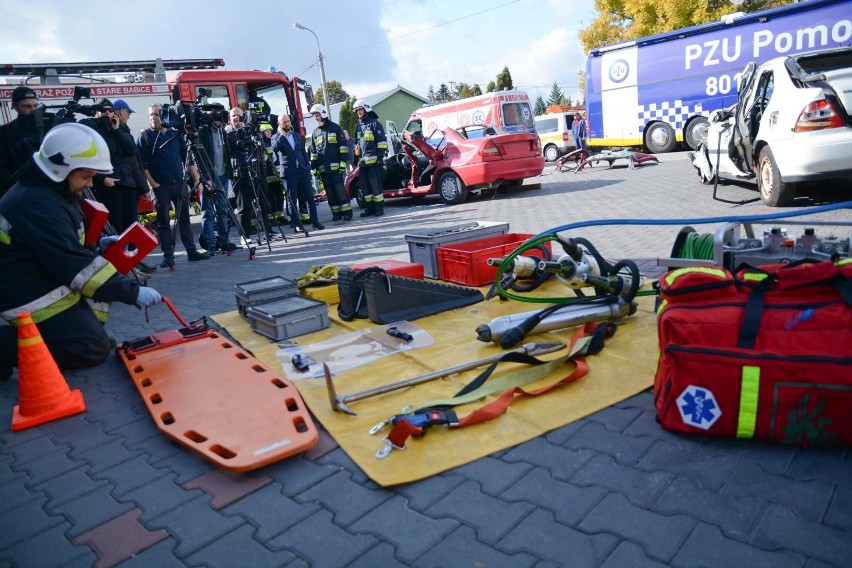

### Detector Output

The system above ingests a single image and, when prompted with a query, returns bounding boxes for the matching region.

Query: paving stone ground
[1,151,850,567]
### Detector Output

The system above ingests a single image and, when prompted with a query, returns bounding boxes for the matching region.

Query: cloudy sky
[0,0,596,104]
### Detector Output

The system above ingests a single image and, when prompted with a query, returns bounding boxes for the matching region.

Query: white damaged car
[692,46,852,206]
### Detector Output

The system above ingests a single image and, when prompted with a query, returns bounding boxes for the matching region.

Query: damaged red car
[344,123,545,206]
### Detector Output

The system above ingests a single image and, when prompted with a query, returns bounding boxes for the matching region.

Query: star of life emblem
[676,385,721,430]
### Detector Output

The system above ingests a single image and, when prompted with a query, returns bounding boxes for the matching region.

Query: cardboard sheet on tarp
[211,284,658,486]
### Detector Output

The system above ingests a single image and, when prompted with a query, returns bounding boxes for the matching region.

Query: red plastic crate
[437,233,550,286]
[349,259,424,279]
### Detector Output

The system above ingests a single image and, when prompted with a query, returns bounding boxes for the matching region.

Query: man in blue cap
[97,99,157,273]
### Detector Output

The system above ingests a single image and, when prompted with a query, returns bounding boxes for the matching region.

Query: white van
[534,112,575,162]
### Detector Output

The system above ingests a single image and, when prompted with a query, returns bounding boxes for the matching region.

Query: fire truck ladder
[0,58,225,84]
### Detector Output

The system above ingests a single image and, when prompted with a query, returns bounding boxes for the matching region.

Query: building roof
[329,85,428,117]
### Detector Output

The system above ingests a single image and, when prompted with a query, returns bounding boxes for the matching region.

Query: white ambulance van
[402,91,535,143]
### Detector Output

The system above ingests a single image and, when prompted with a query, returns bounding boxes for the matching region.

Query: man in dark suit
[271,114,324,232]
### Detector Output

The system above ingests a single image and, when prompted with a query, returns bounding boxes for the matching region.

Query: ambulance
[400,90,536,143]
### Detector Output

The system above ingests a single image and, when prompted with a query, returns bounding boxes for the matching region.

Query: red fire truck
[1,57,312,211]
[1,57,311,132]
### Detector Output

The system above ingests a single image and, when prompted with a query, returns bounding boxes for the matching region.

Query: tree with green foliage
[534,96,547,116]
[486,81,496,93]
[426,85,436,102]
[456,82,472,100]
[579,0,795,52]
[313,80,349,107]
[546,82,566,107]
[436,83,451,103]
[471,84,483,96]
[496,66,514,91]
[338,96,357,136]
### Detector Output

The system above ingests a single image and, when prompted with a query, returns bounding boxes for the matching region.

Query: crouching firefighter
[0,123,163,380]
[354,100,388,217]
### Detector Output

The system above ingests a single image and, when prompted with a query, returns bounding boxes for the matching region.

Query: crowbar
[324,341,565,415]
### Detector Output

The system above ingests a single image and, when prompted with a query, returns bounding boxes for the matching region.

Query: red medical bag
[654,259,852,445]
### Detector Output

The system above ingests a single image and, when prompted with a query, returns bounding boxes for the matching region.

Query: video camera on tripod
[50,86,110,121]
[158,89,229,139]
[244,101,270,129]
[230,101,272,158]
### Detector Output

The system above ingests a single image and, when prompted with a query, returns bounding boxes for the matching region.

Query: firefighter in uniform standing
[353,100,388,217]
[260,122,287,222]
[308,104,352,221]
[0,123,162,380]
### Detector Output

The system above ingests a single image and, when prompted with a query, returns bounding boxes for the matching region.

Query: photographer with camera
[0,87,53,197]
[0,123,162,380]
[225,107,273,238]
[136,104,209,269]
[84,100,154,271]
[226,108,250,233]
[196,103,238,254]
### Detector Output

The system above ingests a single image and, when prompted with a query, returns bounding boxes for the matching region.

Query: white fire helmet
[34,123,112,182]
[353,99,372,113]
[309,104,328,119]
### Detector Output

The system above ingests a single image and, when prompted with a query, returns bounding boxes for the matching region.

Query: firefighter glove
[136,286,162,308]
[99,235,120,252]
[339,161,346,172]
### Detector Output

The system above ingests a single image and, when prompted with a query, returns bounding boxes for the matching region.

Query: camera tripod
[231,137,300,250]
[182,133,257,259]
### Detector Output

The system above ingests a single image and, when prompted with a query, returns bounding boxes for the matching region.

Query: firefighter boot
[374,202,384,217]
[343,210,353,221]
[360,202,375,218]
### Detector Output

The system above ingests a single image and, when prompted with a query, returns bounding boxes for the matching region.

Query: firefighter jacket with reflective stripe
[309,120,348,174]
[261,136,279,182]
[0,164,140,325]
[355,113,387,168]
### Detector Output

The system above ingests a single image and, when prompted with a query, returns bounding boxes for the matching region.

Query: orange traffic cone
[11,312,86,431]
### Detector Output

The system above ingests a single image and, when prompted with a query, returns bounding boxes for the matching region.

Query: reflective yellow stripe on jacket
[2,256,116,325]
[2,286,81,324]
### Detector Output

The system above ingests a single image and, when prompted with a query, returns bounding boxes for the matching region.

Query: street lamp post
[293,22,329,114]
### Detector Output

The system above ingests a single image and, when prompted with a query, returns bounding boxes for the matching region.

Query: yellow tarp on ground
[212,284,659,486]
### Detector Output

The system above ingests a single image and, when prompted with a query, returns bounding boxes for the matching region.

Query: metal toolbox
[235,276,297,318]
[245,296,330,341]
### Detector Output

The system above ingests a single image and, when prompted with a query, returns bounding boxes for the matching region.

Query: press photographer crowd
[0,84,373,380]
